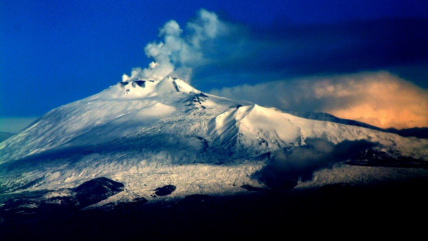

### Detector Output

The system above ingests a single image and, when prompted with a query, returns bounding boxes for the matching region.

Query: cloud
[252,138,378,190]
[123,9,428,87]
[190,17,428,89]
[121,10,428,129]
[210,71,428,129]
[122,9,234,82]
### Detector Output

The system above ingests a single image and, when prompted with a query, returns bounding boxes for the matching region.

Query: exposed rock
[133,80,146,88]
[74,177,124,207]
[154,185,176,196]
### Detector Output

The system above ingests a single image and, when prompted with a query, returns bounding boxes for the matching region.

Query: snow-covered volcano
[1,77,427,205]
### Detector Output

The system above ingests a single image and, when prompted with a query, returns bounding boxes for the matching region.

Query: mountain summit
[1,77,427,203]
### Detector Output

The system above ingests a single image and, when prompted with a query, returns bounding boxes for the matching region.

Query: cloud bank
[210,71,428,129]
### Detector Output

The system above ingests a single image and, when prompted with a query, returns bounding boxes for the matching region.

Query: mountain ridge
[0,76,427,202]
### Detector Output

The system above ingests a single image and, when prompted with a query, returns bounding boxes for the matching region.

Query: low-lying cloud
[252,138,378,190]
[210,71,428,129]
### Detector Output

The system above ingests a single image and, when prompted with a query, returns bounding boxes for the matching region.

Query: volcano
[1,76,427,197]
[1,77,428,239]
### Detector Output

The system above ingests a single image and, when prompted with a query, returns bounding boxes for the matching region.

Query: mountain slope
[0,76,427,202]
[287,111,384,131]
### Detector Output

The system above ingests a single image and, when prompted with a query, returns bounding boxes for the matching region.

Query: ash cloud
[252,138,378,190]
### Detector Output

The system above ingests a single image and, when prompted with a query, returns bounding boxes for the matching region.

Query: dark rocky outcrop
[133,80,146,88]
[154,185,176,196]
[74,177,124,207]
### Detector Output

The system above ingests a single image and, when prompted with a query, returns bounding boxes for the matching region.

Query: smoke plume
[252,138,378,190]
[122,9,231,82]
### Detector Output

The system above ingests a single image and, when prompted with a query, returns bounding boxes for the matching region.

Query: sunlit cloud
[210,71,428,129]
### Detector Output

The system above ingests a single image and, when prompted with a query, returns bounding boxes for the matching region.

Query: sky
[1,0,428,132]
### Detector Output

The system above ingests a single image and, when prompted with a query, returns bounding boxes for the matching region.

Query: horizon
[1,0,428,132]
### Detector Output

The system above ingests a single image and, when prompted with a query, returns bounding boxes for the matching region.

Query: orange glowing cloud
[313,72,428,129]
[210,71,428,129]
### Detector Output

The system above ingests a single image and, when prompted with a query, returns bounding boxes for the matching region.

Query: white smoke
[122,9,229,83]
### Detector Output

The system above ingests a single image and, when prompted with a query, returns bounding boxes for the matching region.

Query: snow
[1,76,427,207]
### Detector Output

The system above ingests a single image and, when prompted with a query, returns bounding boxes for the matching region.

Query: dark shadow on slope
[345,149,428,169]
[240,184,270,192]
[2,176,428,241]
[0,133,236,193]
[14,177,45,191]
[1,132,227,167]
[384,127,428,139]
[1,133,424,195]
[0,145,95,172]
[0,177,125,226]
[107,197,148,212]
[0,136,177,168]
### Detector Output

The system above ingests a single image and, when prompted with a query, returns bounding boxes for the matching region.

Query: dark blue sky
[1,0,427,122]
